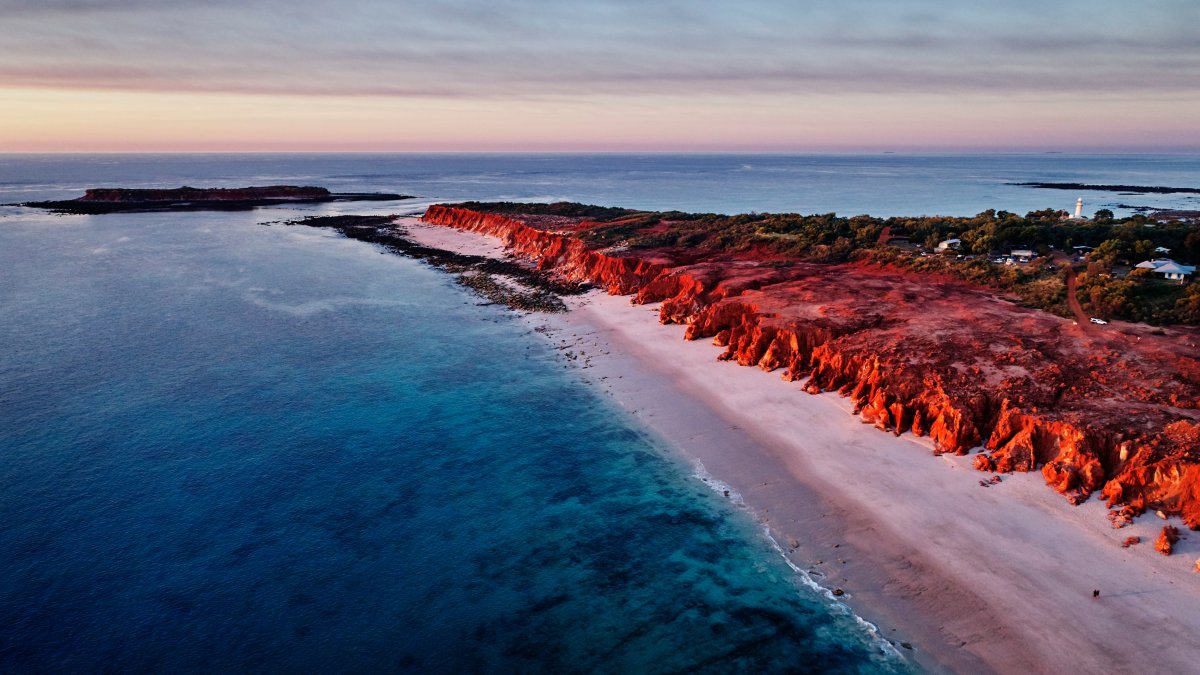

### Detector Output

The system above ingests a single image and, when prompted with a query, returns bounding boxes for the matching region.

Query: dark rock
[18,185,410,214]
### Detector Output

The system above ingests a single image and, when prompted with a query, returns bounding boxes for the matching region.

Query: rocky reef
[1011,182,1200,195]
[19,185,410,214]
[282,214,584,313]
[1151,210,1200,224]
[422,203,1200,528]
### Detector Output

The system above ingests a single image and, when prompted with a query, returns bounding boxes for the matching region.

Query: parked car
[1090,318,1108,325]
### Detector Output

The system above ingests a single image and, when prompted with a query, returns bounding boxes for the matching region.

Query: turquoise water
[3,152,1196,672]
[0,202,906,671]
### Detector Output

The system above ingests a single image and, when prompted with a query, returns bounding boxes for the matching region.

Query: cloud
[0,0,239,15]
[0,0,1196,99]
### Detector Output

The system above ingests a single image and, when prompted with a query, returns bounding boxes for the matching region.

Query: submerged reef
[283,215,584,313]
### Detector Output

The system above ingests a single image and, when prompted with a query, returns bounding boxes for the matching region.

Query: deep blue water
[1,153,1196,672]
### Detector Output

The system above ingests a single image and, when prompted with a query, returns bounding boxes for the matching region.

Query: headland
[413,203,1200,528]
[286,202,1200,673]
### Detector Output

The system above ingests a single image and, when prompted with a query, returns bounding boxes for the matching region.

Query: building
[936,238,961,252]
[1010,249,1036,262]
[1155,262,1194,281]
[1072,197,1084,219]
[1135,258,1196,281]
[885,236,920,251]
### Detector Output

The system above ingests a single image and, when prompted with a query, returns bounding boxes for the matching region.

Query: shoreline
[400,218,1200,674]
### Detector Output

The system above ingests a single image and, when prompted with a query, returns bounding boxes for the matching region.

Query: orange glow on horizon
[1,87,1197,153]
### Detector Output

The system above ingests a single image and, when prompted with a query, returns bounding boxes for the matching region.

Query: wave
[242,290,410,317]
[690,458,907,663]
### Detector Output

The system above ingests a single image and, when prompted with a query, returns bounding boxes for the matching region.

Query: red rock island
[422,203,1200,529]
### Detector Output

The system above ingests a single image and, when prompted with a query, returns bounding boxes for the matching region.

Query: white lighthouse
[1073,197,1084,219]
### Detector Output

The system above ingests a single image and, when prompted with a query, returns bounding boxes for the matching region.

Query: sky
[0,0,1197,152]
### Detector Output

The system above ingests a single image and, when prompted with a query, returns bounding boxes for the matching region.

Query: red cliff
[422,204,1200,529]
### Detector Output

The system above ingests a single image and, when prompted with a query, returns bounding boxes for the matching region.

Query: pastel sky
[1,0,1197,152]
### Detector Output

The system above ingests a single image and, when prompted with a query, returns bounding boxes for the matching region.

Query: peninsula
[18,185,410,214]
[287,201,1200,673]
[411,202,1200,527]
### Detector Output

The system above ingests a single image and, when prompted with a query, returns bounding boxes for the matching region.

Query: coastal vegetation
[458,202,1200,325]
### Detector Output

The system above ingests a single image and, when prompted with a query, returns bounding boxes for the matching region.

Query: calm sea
[0,153,1195,672]
[2,152,1198,218]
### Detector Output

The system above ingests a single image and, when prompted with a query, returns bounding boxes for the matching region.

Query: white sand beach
[402,216,1200,674]
[401,217,510,258]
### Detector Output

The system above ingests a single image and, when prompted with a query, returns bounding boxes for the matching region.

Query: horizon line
[4,148,1200,156]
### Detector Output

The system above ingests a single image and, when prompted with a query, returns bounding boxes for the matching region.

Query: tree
[1091,239,1125,264]
[1133,239,1156,261]
[1175,285,1200,324]
[1183,231,1200,262]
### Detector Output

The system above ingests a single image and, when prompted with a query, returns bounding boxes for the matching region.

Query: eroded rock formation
[1157,526,1181,555]
[423,204,1200,528]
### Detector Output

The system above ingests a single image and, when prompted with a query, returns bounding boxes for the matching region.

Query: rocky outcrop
[78,186,331,202]
[20,186,408,214]
[423,205,669,294]
[285,214,581,313]
[1101,423,1200,529]
[421,204,1200,529]
[1156,526,1181,555]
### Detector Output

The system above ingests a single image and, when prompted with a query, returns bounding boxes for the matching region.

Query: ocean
[1,153,1196,673]
[3,152,1199,218]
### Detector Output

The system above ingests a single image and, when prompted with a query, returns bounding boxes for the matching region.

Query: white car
[1090,318,1108,325]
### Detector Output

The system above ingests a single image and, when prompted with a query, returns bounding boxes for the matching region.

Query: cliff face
[422,206,669,294]
[422,204,1200,528]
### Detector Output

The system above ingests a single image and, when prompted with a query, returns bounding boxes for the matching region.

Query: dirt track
[1063,264,1093,335]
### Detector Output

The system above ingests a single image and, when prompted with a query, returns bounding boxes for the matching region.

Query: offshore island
[288,199,1200,674]
[17,185,410,214]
